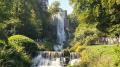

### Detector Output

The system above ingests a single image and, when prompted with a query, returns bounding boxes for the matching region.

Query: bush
[0,40,6,48]
[62,49,70,57]
[8,35,39,57]
[0,40,30,67]
[70,42,86,52]
[0,48,29,67]
[71,30,99,46]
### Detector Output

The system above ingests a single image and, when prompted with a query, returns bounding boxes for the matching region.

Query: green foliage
[71,29,98,46]
[70,43,86,52]
[69,0,120,47]
[0,48,30,67]
[8,35,39,56]
[63,49,70,57]
[48,1,60,14]
[0,40,30,67]
[15,0,45,39]
[0,40,6,48]
[79,45,120,67]
[0,0,49,39]
[38,40,54,51]
[0,0,65,66]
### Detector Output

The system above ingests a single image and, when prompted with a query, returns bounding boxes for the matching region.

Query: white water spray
[54,11,66,51]
[31,51,80,67]
[31,11,80,67]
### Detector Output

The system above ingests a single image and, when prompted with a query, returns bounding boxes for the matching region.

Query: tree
[48,1,60,14]
[0,0,49,39]
[70,0,120,36]
[69,0,120,46]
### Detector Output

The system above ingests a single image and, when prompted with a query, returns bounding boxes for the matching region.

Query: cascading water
[31,51,80,67]
[31,11,80,67]
[31,52,62,67]
[54,11,66,51]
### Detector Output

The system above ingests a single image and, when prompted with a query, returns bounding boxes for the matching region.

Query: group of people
[97,37,120,45]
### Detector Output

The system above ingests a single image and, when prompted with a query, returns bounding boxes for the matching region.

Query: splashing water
[31,10,80,67]
[31,52,80,67]
[31,55,62,67]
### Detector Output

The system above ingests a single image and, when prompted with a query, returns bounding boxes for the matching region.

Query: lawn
[78,45,120,67]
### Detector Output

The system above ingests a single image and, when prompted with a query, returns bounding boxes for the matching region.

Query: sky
[48,0,73,14]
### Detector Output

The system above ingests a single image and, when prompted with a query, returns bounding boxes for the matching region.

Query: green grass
[78,45,120,67]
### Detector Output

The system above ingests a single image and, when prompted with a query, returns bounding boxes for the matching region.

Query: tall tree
[0,0,49,39]
[70,0,120,36]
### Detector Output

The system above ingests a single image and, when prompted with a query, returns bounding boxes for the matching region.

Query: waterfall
[31,11,80,67]
[54,11,66,51]
[31,51,80,67]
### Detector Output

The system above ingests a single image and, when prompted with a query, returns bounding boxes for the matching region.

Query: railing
[96,37,120,45]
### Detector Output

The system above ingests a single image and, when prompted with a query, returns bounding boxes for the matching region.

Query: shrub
[8,35,39,57]
[0,40,30,67]
[62,49,70,57]
[0,48,29,67]
[0,40,6,48]
[71,30,99,46]
[70,43,86,52]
